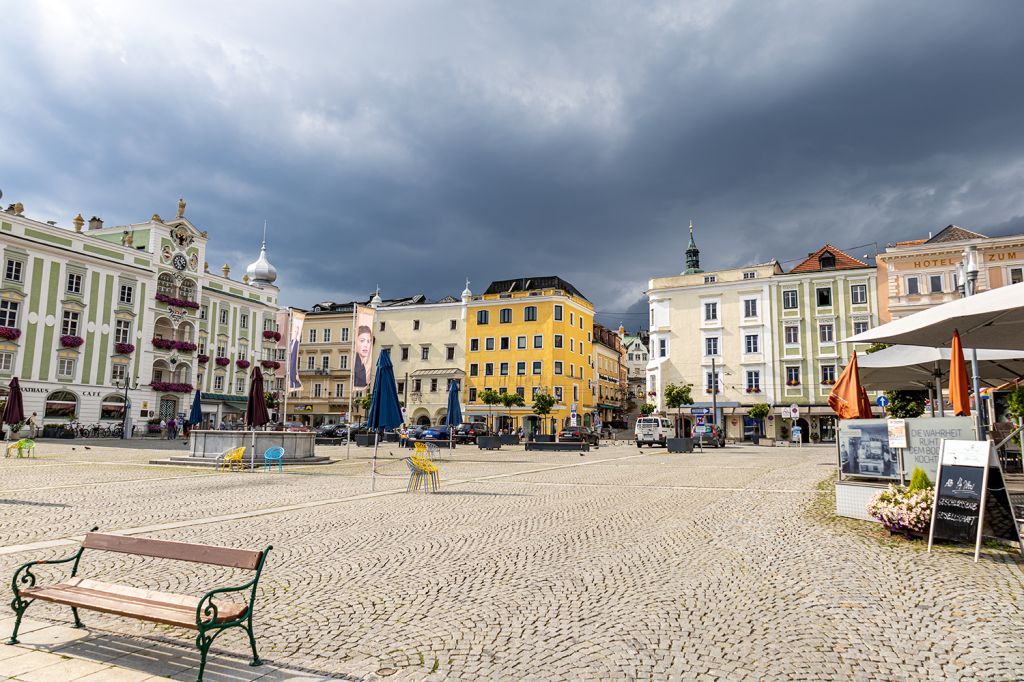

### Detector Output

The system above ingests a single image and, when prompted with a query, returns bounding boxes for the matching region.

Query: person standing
[166,418,176,440]
[27,412,38,439]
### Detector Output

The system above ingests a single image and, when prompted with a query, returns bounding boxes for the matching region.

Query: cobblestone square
[0,440,1021,680]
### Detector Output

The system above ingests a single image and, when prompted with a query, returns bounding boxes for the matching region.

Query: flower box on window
[150,381,193,393]
[262,330,282,342]
[60,335,84,348]
[0,327,21,340]
[786,380,801,387]
[820,379,836,386]
[152,338,176,350]
[176,341,198,352]
[214,357,230,367]
[197,354,210,364]
[154,293,200,310]
[745,387,761,394]
[113,343,135,355]
[260,360,281,370]
[236,359,251,370]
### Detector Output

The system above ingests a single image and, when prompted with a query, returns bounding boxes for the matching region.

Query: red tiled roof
[925,224,988,244]
[789,244,869,273]
[894,239,928,246]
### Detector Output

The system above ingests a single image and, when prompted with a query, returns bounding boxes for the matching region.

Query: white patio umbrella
[845,281,1024,350]
[858,345,1024,391]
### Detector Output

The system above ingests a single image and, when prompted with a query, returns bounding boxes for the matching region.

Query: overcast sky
[3,1,1024,329]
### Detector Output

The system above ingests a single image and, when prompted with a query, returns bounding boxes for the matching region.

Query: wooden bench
[8,529,272,681]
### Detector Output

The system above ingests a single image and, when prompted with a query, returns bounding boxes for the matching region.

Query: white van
[635,417,673,448]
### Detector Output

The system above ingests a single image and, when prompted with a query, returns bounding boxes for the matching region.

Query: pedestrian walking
[166,418,176,440]
[27,412,38,438]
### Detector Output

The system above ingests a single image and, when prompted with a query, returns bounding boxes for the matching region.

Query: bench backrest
[82,533,263,570]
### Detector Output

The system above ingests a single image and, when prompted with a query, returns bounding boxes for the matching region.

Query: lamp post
[114,376,139,439]
[959,245,986,439]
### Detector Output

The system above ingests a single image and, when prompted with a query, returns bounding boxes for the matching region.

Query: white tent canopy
[857,345,1024,391]
[845,281,1024,350]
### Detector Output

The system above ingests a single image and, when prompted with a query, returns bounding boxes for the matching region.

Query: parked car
[695,424,726,448]
[316,424,344,438]
[558,426,599,445]
[453,422,492,443]
[635,416,672,448]
[283,422,309,432]
[419,426,451,440]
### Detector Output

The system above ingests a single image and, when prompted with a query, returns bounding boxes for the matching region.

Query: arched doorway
[416,415,431,426]
[523,415,540,438]
[796,417,810,443]
[45,390,78,419]
[159,395,179,421]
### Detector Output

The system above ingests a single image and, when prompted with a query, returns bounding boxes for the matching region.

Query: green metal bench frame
[7,527,272,682]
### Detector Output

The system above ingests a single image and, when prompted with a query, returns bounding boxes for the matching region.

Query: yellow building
[465,277,595,436]
[592,323,627,427]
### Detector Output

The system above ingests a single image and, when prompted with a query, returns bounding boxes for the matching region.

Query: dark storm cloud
[3,1,1024,330]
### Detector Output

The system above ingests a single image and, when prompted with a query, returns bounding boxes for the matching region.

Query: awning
[201,393,248,403]
[410,368,466,377]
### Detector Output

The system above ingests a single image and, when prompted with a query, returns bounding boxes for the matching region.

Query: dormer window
[819,251,836,269]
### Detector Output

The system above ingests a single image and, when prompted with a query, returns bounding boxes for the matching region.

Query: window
[555,361,563,375]
[785,325,799,345]
[4,260,22,282]
[819,252,836,269]
[568,364,575,378]
[217,345,227,358]
[743,299,758,318]
[821,365,836,384]
[413,319,420,330]
[500,362,509,376]
[554,334,563,349]
[850,284,868,304]
[786,366,801,385]
[240,313,248,330]
[446,346,455,361]
[219,309,229,325]
[468,387,477,402]
[110,364,127,383]
[321,355,330,370]
[236,378,246,394]
[379,321,386,332]
[579,317,583,330]
[119,284,134,305]
[704,337,718,357]
[340,355,348,369]
[516,361,526,376]
[470,338,480,352]
[323,328,332,343]
[341,328,349,342]
[746,370,760,391]
[569,312,574,326]
[783,290,798,310]
[157,273,175,296]
[516,387,525,398]
[61,311,80,337]
[500,337,510,350]
[314,383,322,398]
[477,310,489,325]
[705,371,719,393]
[1010,267,1024,285]
[200,306,208,320]
[819,324,834,343]
[306,355,315,370]
[397,347,408,362]
[485,338,495,351]
[744,334,759,354]
[533,335,543,349]
[214,376,224,391]
[554,305,563,321]
[57,358,75,378]
[743,271,756,280]
[704,302,718,321]
[704,275,717,284]
[421,345,430,360]
[45,390,78,418]
[816,287,832,307]
[517,336,527,350]
[532,361,542,375]
[906,277,920,295]
[484,363,494,376]
[929,275,943,294]
[532,387,540,399]
[412,379,422,392]
[66,272,83,294]
[115,320,131,344]
[430,378,438,392]
[554,386,563,402]
[570,339,575,352]
[499,308,512,324]
[659,338,667,357]
[524,306,537,322]
[469,363,479,377]
[335,384,344,398]
[308,329,316,343]
[0,300,19,328]
[450,319,457,330]
[179,279,195,302]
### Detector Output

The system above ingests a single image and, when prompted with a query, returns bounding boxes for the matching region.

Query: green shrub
[908,467,932,492]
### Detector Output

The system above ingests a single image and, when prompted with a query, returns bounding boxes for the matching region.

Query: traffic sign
[876,395,889,408]
[690,407,711,415]
[695,416,705,426]
[789,404,800,419]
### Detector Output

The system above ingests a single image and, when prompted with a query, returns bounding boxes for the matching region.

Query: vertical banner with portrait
[287,309,305,392]
[352,305,375,391]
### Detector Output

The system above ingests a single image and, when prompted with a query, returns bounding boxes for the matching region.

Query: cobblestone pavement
[0,439,1021,680]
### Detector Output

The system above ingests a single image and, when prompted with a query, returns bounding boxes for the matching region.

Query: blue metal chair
[262,446,284,472]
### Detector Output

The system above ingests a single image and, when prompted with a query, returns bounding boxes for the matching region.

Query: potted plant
[114,342,135,355]
[0,327,22,340]
[747,403,770,445]
[663,383,694,452]
[866,468,934,538]
[60,335,84,348]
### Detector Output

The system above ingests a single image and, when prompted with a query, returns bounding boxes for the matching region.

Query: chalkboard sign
[932,464,984,543]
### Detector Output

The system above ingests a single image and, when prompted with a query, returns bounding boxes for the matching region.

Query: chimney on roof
[88,216,103,230]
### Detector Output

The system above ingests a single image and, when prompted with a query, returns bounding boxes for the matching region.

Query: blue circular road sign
[876,395,890,408]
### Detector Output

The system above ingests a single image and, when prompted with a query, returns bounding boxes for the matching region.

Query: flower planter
[151,382,193,393]
[215,357,230,367]
[113,343,135,355]
[477,435,501,450]
[667,437,693,453]
[198,354,210,364]
[532,434,555,443]
[155,293,200,309]
[60,335,84,348]
[236,360,251,370]
[262,330,282,342]
[0,327,21,340]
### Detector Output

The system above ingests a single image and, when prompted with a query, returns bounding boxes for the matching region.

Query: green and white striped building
[0,200,282,433]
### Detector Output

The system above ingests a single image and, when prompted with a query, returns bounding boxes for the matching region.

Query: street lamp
[959,245,986,439]
[114,375,139,439]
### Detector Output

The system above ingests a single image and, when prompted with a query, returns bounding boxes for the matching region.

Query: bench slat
[82,533,263,570]
[21,578,247,629]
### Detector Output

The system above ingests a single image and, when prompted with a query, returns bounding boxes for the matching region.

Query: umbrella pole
[933,364,945,417]
[371,431,379,491]
[250,428,256,472]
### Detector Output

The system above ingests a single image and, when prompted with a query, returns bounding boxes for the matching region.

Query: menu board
[931,464,984,543]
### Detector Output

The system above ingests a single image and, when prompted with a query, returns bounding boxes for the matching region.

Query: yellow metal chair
[411,454,440,492]
[218,446,246,472]
[5,439,34,459]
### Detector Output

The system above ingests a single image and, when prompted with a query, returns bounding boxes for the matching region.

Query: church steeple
[684,219,703,274]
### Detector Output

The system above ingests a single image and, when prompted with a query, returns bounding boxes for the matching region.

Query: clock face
[172,254,188,271]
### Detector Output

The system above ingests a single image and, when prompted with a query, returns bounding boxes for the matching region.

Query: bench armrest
[195,545,272,629]
[11,527,98,604]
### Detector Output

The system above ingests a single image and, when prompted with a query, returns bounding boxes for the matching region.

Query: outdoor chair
[262,446,284,472]
[411,454,440,492]
[5,438,35,459]
[414,441,427,454]
[218,446,246,472]
[404,457,426,492]
[425,442,440,460]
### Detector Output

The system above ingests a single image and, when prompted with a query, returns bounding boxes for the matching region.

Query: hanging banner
[287,309,305,392]
[352,305,376,390]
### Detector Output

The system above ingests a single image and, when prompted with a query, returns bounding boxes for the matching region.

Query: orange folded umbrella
[949,329,971,416]
[828,351,869,419]
[858,387,874,419]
